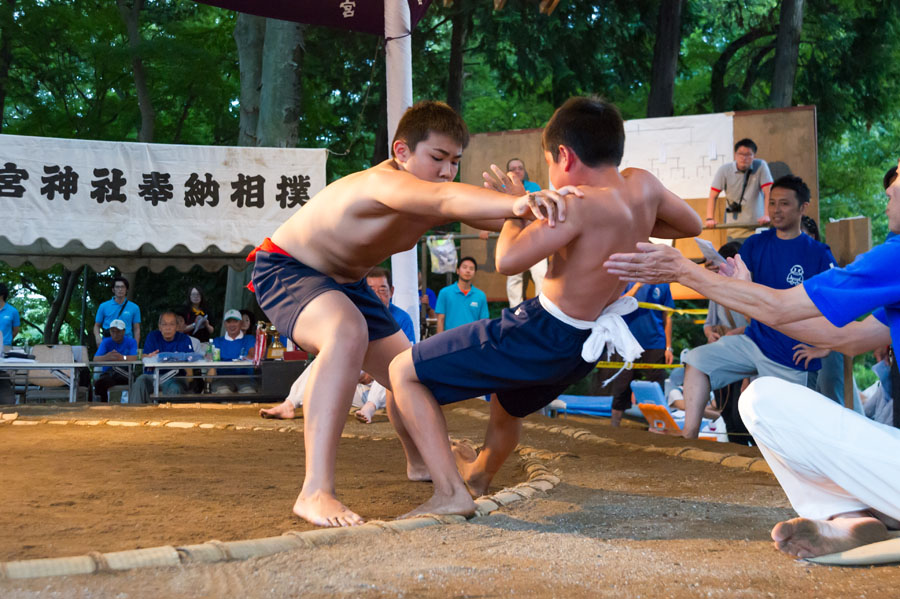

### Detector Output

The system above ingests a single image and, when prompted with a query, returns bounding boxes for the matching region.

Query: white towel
[538,293,644,384]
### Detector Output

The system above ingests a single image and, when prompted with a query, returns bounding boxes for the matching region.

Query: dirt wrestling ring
[2,400,900,598]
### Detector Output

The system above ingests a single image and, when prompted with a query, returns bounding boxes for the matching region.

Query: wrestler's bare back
[270,160,446,284]
[503,168,700,321]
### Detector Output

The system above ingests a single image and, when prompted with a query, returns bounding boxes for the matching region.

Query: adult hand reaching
[483,164,525,196]
[603,242,688,284]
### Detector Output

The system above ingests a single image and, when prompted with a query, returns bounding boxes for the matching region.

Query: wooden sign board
[824,217,871,267]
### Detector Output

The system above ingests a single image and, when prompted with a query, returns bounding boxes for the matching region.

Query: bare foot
[771,515,889,558]
[354,402,376,424]
[260,400,297,420]
[293,490,365,527]
[399,488,476,520]
[451,439,490,497]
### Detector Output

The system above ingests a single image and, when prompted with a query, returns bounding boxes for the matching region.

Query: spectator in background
[93,276,141,346]
[92,319,138,402]
[182,286,215,343]
[706,138,774,239]
[131,311,195,403]
[210,309,257,394]
[592,282,674,427]
[504,158,548,307]
[174,307,203,353]
[435,256,489,334]
[239,309,258,337]
[0,282,20,349]
[367,267,416,344]
[680,175,836,439]
[419,272,436,320]
[702,240,751,443]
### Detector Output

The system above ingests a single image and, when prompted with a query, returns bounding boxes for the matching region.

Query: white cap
[223,309,242,321]
[109,319,127,330]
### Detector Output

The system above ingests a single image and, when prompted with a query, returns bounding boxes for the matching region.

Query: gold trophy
[266,323,285,360]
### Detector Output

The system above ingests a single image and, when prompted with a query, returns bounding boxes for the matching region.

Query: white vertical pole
[385,0,420,341]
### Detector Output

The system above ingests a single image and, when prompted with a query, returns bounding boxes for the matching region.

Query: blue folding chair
[553,394,613,418]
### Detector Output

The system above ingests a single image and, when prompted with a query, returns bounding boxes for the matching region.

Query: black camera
[725,201,742,214]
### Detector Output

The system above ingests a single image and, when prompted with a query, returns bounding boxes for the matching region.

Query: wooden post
[824,217,872,410]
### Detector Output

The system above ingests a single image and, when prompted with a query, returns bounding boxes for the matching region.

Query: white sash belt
[538,293,644,384]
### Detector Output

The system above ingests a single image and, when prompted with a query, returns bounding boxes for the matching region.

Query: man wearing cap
[210,309,257,394]
[93,319,138,402]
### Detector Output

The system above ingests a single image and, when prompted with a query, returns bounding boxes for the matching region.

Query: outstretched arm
[496,213,578,276]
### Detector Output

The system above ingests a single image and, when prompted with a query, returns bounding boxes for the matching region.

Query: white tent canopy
[0,133,326,272]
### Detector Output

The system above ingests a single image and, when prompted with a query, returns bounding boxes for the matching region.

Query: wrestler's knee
[388,349,417,388]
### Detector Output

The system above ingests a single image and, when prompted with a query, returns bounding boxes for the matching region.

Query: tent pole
[386,0,420,341]
[79,267,88,346]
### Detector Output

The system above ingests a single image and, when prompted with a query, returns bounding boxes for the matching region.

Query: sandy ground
[1,400,899,598]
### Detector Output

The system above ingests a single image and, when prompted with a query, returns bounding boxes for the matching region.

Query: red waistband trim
[246,237,291,263]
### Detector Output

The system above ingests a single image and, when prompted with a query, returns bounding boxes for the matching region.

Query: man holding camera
[706,138,774,239]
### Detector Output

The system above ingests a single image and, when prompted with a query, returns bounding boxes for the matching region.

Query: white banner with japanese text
[0,134,327,255]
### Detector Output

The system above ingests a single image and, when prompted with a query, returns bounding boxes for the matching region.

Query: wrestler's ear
[393,139,411,162]
[558,145,576,172]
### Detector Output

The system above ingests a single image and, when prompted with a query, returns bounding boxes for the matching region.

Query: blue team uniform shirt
[143,330,195,375]
[623,283,673,350]
[389,303,416,343]
[804,235,900,351]
[740,229,836,370]
[95,335,138,373]
[212,333,257,375]
[95,299,142,337]
[435,283,489,330]
[0,303,20,347]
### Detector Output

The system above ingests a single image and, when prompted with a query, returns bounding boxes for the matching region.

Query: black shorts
[251,249,400,342]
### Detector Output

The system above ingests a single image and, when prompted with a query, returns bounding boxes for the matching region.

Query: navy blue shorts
[251,250,400,343]
[412,297,596,418]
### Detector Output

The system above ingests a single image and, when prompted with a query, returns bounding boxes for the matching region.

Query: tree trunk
[710,27,774,112]
[646,0,683,118]
[43,267,82,344]
[256,19,304,148]
[0,0,15,134]
[234,13,266,147]
[770,0,804,108]
[117,0,154,142]
[446,0,472,113]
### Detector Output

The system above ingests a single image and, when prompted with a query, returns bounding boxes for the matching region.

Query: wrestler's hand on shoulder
[483,164,524,196]
[513,186,582,227]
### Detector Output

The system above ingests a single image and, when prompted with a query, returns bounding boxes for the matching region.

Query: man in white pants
[603,161,900,559]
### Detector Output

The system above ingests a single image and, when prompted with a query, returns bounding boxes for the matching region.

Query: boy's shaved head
[392,101,470,157]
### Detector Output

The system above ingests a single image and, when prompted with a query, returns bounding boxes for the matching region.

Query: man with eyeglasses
[93,276,142,346]
[706,138,774,239]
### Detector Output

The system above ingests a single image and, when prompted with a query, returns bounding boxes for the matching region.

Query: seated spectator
[0,282,20,350]
[174,308,203,353]
[93,319,138,402]
[182,286,215,342]
[131,311,196,403]
[367,267,416,343]
[239,309,257,337]
[210,309,257,394]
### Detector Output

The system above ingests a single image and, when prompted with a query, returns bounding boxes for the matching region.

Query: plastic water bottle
[120,391,129,404]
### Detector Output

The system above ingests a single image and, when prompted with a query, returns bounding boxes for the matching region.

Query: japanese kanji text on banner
[0,134,327,254]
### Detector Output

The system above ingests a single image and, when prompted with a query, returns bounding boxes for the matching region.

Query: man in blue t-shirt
[93,276,142,346]
[93,319,138,402]
[131,310,195,403]
[210,309,257,394]
[592,282,674,427]
[681,176,835,438]
[602,161,900,560]
[0,282,21,349]
[435,256,489,332]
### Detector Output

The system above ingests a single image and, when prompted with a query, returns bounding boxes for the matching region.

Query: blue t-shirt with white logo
[95,298,141,337]
[804,235,900,352]
[739,228,836,370]
[435,283,489,331]
[623,283,673,350]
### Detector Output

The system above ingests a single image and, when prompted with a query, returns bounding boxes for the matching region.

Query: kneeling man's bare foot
[260,400,297,420]
[400,488,476,520]
[771,514,889,559]
[451,439,489,497]
[293,490,364,527]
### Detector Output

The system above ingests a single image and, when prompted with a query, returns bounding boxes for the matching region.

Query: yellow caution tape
[637,301,708,316]
[594,361,684,370]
